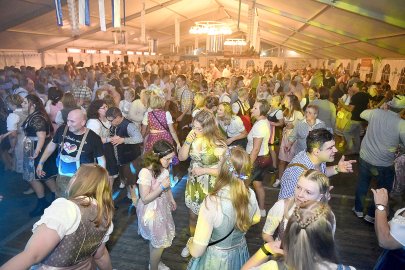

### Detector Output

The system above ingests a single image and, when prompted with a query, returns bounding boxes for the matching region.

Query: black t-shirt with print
[52,125,104,164]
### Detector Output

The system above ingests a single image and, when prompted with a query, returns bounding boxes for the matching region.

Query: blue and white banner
[98,0,106,31]
[112,0,121,28]
[54,0,63,26]
[79,0,90,26]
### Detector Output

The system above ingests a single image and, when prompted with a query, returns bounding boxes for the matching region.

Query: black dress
[22,110,57,181]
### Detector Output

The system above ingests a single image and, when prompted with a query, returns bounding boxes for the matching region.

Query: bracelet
[260,244,273,256]
[38,161,44,165]
[184,140,192,145]
[160,184,167,191]
[334,165,340,173]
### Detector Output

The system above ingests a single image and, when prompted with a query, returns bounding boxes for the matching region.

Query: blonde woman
[179,109,227,257]
[1,164,114,270]
[267,95,284,180]
[216,102,248,147]
[142,93,181,153]
[277,95,304,185]
[262,170,335,244]
[128,89,151,129]
[192,92,208,118]
[187,146,261,269]
[242,201,355,270]
[5,94,28,173]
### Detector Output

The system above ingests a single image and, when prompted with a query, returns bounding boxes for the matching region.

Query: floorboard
[0,154,382,269]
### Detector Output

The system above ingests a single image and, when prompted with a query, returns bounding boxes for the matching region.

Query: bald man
[37,109,105,198]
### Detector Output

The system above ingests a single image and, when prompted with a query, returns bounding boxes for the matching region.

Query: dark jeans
[374,248,405,270]
[354,158,395,217]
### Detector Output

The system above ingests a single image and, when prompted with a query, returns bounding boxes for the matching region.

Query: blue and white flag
[54,0,63,26]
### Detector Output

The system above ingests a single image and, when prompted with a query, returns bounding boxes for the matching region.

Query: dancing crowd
[0,59,404,270]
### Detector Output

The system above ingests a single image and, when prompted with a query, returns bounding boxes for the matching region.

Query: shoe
[181,246,190,258]
[352,207,364,218]
[149,262,170,270]
[23,188,34,195]
[260,209,266,217]
[268,167,278,173]
[272,179,281,188]
[158,262,170,270]
[29,197,48,217]
[364,215,375,224]
[119,182,125,189]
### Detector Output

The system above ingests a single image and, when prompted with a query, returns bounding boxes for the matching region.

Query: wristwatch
[375,204,386,211]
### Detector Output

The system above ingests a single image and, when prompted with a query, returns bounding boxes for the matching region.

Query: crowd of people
[0,59,404,269]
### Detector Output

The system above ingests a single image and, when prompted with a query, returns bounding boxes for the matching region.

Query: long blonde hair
[194,109,226,148]
[284,201,338,270]
[68,164,114,227]
[210,146,253,232]
[217,102,233,125]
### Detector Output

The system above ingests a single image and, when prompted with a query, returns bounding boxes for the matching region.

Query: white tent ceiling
[1,0,404,59]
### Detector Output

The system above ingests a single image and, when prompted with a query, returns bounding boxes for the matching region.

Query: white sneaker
[181,246,190,257]
[23,188,34,195]
[352,207,364,218]
[260,209,266,217]
[272,179,281,188]
[149,262,170,270]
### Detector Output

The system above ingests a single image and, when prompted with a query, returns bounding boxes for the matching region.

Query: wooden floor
[0,154,383,270]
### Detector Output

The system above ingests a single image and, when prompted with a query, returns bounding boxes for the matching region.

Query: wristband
[334,165,340,173]
[160,184,167,191]
[260,244,273,256]
[185,140,192,145]
[38,161,44,166]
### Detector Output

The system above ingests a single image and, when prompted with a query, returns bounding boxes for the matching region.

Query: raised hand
[337,155,356,173]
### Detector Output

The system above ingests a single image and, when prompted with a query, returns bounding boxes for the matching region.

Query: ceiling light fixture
[66,48,81,53]
[85,49,97,54]
[224,38,247,46]
[100,50,110,54]
[189,21,232,35]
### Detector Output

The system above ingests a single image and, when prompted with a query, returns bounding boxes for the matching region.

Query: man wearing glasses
[106,107,143,206]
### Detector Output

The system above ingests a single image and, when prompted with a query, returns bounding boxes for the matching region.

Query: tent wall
[0,51,159,69]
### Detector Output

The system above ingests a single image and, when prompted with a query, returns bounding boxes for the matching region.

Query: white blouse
[33,198,113,242]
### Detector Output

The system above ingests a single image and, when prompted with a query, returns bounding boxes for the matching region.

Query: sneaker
[149,262,170,270]
[260,209,267,217]
[272,179,281,188]
[364,215,375,224]
[181,246,190,258]
[23,188,34,195]
[352,207,364,218]
[119,182,125,189]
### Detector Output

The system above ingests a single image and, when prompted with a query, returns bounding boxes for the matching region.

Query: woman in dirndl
[186,146,260,270]
[22,94,58,217]
[178,109,227,258]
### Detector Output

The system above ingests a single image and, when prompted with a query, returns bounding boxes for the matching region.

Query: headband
[225,146,249,181]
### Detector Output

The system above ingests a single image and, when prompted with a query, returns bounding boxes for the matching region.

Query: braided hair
[283,201,338,270]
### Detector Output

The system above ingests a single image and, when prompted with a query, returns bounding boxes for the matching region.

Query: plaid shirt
[278,151,327,200]
[175,86,193,114]
[73,85,92,102]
